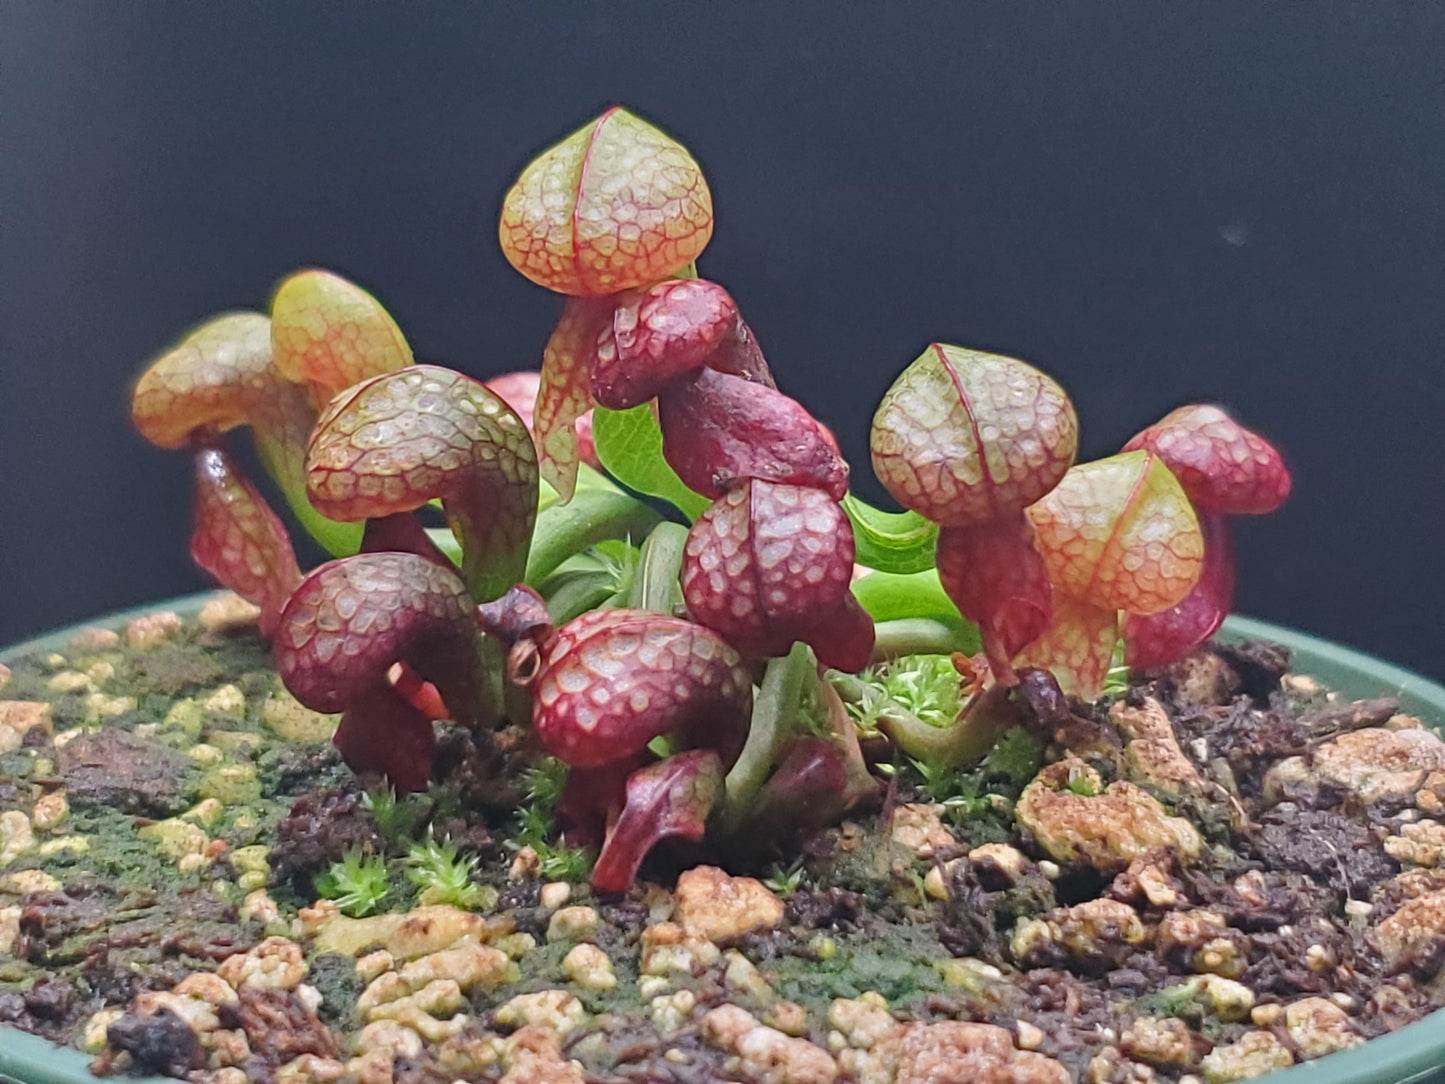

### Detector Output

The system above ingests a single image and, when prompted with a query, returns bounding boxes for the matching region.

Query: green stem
[477,635,507,727]
[829,671,1010,769]
[255,432,363,557]
[544,574,622,625]
[524,489,661,586]
[720,642,814,834]
[425,528,464,566]
[886,692,1007,767]
[817,676,882,807]
[627,522,688,613]
[871,618,979,660]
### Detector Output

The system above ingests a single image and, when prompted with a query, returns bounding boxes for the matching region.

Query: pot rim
[1,596,1443,1084]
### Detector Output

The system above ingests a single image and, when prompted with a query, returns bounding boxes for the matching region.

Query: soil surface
[2,601,1445,1084]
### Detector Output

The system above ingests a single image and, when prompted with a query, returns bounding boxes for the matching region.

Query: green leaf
[851,569,963,626]
[542,569,627,626]
[404,836,493,911]
[1101,638,1130,696]
[842,493,938,574]
[427,465,628,571]
[592,404,711,521]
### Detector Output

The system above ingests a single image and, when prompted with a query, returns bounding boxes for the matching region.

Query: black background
[3,3,1442,681]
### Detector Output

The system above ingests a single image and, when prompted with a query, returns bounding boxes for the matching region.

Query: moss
[62,807,193,892]
[199,764,261,805]
[130,643,223,696]
[307,953,364,1027]
[981,727,1044,788]
[0,751,31,782]
[770,922,951,1009]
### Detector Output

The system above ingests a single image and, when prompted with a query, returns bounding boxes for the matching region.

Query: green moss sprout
[513,756,595,882]
[315,848,392,917]
[404,836,496,911]
[362,785,430,851]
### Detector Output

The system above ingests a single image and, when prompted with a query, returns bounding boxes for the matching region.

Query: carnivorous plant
[133,107,1290,891]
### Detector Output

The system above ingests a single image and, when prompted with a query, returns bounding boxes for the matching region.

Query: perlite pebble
[494,990,588,1038]
[262,693,338,743]
[241,889,283,927]
[47,671,94,694]
[84,693,136,720]
[31,792,68,831]
[546,906,600,943]
[207,730,256,754]
[0,702,50,755]
[201,764,260,804]
[82,1009,125,1054]
[164,699,205,738]
[198,593,261,632]
[724,950,773,1001]
[356,951,395,984]
[540,881,572,910]
[139,818,210,860]
[126,611,183,649]
[765,1000,808,1037]
[231,846,270,889]
[230,845,270,875]
[37,836,87,856]
[203,685,247,717]
[650,989,697,1034]
[183,798,225,829]
[0,811,34,864]
[562,944,617,991]
[1,869,60,894]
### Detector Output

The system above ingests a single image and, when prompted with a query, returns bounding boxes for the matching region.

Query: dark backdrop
[3,3,1443,681]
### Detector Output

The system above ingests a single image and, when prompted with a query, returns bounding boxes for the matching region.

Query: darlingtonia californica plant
[132,106,1292,892]
[500,108,870,666]
[273,552,486,793]
[1023,448,1204,696]
[130,271,414,630]
[488,107,882,882]
[1119,404,1291,669]
[871,344,1078,684]
[304,364,539,603]
[520,606,751,892]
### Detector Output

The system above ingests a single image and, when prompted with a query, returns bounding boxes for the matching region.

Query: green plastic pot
[1,600,1443,1084]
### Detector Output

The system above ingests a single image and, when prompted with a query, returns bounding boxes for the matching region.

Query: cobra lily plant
[132,107,1290,891]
